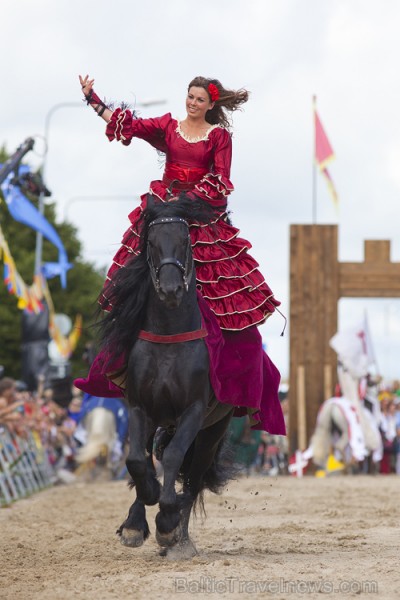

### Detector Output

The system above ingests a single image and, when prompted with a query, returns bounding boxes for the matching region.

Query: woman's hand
[78,74,112,122]
[79,74,94,96]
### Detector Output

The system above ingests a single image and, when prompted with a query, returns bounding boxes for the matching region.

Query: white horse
[75,403,127,480]
[76,407,118,464]
[306,329,383,470]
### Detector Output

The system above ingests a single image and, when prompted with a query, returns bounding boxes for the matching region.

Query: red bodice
[106,112,234,207]
[162,163,208,192]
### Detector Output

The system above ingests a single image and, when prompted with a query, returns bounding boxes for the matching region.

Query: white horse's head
[330,329,370,380]
[329,328,373,403]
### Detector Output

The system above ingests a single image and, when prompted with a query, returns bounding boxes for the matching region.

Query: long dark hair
[188,76,249,130]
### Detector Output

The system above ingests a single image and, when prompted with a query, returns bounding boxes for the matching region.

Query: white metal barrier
[0,426,54,507]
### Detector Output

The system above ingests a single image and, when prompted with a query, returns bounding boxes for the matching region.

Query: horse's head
[143,194,216,308]
[146,214,194,308]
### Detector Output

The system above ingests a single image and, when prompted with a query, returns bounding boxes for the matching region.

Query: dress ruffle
[99,187,280,330]
[192,172,234,207]
[106,108,134,146]
[75,294,286,434]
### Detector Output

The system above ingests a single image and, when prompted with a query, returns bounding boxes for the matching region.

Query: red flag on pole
[314,101,338,206]
[315,110,335,168]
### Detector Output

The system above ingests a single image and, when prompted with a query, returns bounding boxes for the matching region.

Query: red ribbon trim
[137,328,208,344]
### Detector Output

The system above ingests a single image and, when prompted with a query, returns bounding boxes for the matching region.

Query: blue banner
[0,167,72,288]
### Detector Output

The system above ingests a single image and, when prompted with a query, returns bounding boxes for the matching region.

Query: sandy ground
[0,474,398,600]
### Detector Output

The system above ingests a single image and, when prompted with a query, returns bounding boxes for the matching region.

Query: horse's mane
[98,194,217,367]
[142,194,217,229]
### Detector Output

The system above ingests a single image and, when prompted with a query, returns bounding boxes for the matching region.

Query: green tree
[0,146,104,380]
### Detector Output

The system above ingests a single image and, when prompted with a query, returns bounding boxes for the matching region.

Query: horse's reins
[139,215,207,344]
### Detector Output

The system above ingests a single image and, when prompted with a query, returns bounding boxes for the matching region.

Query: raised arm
[79,74,113,123]
[79,74,171,150]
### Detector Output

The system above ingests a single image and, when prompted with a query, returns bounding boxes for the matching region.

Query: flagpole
[312,95,317,224]
[364,309,380,375]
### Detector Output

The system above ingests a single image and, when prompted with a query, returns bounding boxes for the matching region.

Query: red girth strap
[137,328,208,344]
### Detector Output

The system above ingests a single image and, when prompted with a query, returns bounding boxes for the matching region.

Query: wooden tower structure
[289,224,400,452]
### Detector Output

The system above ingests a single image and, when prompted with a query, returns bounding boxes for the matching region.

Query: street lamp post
[34,102,84,276]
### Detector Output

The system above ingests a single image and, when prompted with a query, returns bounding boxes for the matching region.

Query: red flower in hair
[208,83,219,102]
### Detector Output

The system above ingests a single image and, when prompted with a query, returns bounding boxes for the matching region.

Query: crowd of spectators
[0,376,83,479]
[377,382,400,474]
[228,397,290,476]
[1,374,400,482]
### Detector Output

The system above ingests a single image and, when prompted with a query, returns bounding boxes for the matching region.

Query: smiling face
[186,86,214,121]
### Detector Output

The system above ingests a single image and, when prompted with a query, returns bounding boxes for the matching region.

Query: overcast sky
[2,0,400,382]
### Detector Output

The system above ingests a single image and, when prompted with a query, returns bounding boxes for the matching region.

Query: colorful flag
[0,167,72,288]
[0,223,81,359]
[0,224,44,313]
[314,101,339,206]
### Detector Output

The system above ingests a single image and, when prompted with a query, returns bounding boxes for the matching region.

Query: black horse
[100,195,235,558]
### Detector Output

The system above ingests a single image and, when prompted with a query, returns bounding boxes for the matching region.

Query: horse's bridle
[147,216,193,293]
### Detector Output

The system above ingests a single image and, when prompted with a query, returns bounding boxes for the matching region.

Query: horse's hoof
[156,526,180,548]
[119,528,145,548]
[161,539,198,560]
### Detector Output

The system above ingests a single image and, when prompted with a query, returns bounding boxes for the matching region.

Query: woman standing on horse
[75,74,285,436]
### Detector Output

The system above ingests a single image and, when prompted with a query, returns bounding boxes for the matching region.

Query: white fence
[0,425,54,507]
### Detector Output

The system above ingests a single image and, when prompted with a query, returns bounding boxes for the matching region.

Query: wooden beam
[340,239,400,296]
[340,264,400,297]
[364,240,391,263]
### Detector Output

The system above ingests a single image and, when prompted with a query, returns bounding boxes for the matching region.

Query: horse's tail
[192,434,237,516]
[76,407,116,464]
[309,402,333,467]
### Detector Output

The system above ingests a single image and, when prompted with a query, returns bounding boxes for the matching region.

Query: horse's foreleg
[125,406,160,505]
[117,498,150,547]
[160,408,233,559]
[119,407,160,548]
[159,502,198,559]
[156,400,205,548]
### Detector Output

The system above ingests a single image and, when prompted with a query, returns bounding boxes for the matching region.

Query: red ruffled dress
[75,111,285,434]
